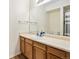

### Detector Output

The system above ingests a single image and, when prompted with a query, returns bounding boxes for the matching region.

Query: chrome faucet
[37,32,45,37]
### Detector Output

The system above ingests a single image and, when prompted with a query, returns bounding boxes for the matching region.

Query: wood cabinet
[33,42,46,59]
[20,36,70,59]
[20,36,25,55]
[24,38,33,59]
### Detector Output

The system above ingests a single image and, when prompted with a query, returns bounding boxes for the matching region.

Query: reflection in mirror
[46,8,60,35]
[63,6,70,36]
[29,0,70,36]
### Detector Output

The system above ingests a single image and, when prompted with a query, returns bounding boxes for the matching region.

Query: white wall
[9,0,30,58]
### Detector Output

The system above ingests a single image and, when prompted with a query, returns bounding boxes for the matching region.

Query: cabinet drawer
[25,38,32,44]
[47,46,66,59]
[34,42,46,50]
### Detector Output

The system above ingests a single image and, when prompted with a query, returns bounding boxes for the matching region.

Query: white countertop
[20,33,70,52]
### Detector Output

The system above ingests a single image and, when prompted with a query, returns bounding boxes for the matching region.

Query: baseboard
[9,52,21,59]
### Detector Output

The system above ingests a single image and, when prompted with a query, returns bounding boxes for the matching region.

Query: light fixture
[36,0,51,6]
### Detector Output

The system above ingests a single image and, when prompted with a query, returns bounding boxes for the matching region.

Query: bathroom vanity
[20,33,70,59]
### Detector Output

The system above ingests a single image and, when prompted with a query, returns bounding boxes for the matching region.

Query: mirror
[29,0,70,36]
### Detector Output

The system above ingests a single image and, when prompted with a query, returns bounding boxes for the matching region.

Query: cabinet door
[24,42,32,59]
[34,47,46,59]
[66,52,70,59]
[47,53,61,59]
[20,37,24,54]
